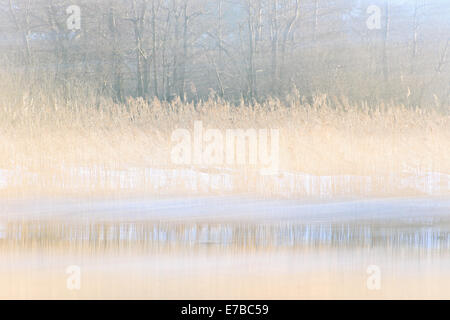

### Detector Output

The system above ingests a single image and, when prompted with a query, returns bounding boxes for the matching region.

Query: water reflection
[1,218,449,252]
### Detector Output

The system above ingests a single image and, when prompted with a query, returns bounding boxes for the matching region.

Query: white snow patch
[0,166,448,197]
[0,169,9,189]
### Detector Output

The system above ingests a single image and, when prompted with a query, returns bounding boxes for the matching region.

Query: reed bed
[0,72,449,198]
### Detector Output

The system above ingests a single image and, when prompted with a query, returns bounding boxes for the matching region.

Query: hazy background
[1,0,449,106]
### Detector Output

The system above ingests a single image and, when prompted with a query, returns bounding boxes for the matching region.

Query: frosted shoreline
[0,166,449,198]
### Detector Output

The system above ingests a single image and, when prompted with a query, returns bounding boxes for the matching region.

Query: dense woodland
[0,0,449,106]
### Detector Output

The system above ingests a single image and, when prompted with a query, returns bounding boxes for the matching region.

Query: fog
[1,0,449,105]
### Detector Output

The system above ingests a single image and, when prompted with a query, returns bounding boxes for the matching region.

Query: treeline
[0,0,449,106]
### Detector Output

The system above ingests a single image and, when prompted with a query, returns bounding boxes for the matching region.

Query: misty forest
[1,0,449,106]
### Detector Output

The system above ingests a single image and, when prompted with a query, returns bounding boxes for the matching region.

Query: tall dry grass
[0,72,449,198]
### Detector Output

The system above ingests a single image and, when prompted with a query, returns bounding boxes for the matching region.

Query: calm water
[1,197,450,299]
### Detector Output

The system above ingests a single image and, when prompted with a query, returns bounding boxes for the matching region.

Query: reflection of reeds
[0,73,449,197]
[1,220,449,253]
